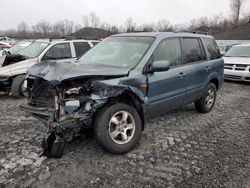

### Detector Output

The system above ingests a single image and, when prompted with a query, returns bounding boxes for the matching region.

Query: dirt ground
[0,81,249,188]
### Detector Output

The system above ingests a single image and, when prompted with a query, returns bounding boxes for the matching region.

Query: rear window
[204,38,221,60]
[73,42,91,57]
[181,38,206,64]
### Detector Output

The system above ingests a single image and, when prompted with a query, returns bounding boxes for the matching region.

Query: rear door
[180,37,209,104]
[147,38,188,117]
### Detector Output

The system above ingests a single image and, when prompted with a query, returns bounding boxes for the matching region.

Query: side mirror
[150,61,170,73]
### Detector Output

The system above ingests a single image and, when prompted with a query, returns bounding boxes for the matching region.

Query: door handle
[178,72,186,79]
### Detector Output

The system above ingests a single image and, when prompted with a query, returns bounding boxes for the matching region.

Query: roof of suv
[113,32,214,39]
[35,39,100,44]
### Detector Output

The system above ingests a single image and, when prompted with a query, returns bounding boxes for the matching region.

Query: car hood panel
[0,58,37,76]
[27,61,130,85]
[223,57,250,65]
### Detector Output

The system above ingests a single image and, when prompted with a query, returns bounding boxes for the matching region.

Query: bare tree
[82,12,100,28]
[53,20,65,36]
[17,22,29,38]
[89,12,100,28]
[100,22,111,30]
[140,24,154,32]
[157,20,172,32]
[109,26,119,33]
[74,24,82,32]
[64,19,75,35]
[125,17,136,32]
[230,0,244,25]
[82,15,89,27]
[36,20,51,38]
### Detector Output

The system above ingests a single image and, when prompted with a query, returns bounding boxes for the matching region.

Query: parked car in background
[0,42,12,58]
[2,40,32,56]
[224,44,250,82]
[20,32,224,158]
[0,39,99,97]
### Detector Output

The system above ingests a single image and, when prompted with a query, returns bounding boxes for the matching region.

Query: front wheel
[10,75,27,98]
[94,103,142,154]
[195,83,217,113]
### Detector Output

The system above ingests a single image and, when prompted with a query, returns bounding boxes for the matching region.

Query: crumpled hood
[223,57,250,65]
[27,61,130,85]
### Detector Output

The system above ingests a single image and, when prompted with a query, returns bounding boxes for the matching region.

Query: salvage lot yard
[0,81,250,188]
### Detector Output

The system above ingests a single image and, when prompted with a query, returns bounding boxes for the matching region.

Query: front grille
[224,75,242,80]
[224,63,249,71]
[27,78,55,108]
[224,64,233,70]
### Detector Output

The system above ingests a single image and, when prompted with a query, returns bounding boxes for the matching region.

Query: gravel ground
[0,81,249,188]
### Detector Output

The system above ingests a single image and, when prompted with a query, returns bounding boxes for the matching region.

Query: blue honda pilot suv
[20,32,224,157]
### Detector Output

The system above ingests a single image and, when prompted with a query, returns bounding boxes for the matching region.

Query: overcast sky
[1,0,250,30]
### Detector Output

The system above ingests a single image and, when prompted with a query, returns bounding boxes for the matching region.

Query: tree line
[0,0,249,39]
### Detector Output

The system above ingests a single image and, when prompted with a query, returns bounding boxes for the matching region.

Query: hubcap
[205,88,215,109]
[108,111,135,145]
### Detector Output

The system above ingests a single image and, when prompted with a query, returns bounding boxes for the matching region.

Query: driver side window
[152,38,182,67]
[43,43,72,60]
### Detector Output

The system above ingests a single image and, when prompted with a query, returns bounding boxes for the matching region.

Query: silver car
[0,39,99,97]
[224,44,250,82]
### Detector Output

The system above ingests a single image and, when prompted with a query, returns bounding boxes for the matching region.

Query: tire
[94,103,142,154]
[195,83,217,113]
[10,75,26,98]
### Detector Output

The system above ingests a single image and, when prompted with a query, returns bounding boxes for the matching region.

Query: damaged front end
[20,73,146,158]
[20,76,105,157]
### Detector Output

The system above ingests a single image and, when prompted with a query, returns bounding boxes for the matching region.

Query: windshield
[18,42,49,58]
[78,36,154,69]
[224,46,250,57]
[9,42,31,54]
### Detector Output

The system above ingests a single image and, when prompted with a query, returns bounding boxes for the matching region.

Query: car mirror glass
[150,60,170,73]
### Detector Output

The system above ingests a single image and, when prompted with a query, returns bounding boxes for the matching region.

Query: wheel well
[210,78,219,90]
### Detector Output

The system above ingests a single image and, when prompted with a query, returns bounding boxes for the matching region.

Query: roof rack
[181,31,209,35]
[47,36,101,42]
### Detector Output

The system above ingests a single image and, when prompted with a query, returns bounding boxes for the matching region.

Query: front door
[146,38,188,117]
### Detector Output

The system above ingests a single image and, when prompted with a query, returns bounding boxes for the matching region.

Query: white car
[223,44,250,82]
[2,41,32,56]
[0,39,99,97]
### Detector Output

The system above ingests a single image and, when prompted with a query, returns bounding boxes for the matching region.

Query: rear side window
[73,42,91,57]
[181,38,206,64]
[152,38,182,67]
[204,38,221,60]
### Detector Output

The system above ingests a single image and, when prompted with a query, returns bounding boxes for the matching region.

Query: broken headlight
[65,100,80,113]
[65,87,82,95]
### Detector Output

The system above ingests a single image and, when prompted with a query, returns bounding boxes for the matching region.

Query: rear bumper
[224,69,250,82]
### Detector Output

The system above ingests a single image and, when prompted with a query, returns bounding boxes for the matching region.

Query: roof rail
[64,36,101,41]
[48,36,100,41]
[181,31,209,35]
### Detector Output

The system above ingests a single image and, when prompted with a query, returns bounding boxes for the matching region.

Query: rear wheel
[94,103,142,154]
[195,83,217,113]
[10,75,27,98]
